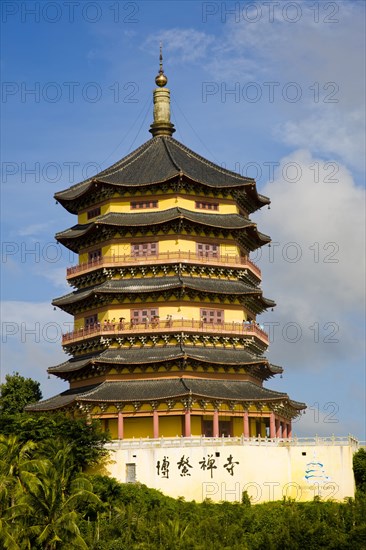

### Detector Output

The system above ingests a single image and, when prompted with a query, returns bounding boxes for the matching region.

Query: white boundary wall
[104,436,358,503]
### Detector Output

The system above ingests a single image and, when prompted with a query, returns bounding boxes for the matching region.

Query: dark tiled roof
[48,346,281,374]
[26,378,305,411]
[55,137,269,203]
[24,384,99,412]
[79,379,285,401]
[52,276,275,309]
[55,208,266,240]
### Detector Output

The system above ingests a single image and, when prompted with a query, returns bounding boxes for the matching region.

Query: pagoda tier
[53,277,274,314]
[55,136,269,215]
[26,378,302,414]
[66,254,262,289]
[27,376,304,439]
[27,60,305,439]
[55,208,270,254]
[46,347,283,383]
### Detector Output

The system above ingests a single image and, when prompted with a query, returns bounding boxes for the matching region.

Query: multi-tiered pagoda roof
[27,56,305,439]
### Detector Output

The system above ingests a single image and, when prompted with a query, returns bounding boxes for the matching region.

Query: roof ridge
[166,136,254,183]
[55,140,155,198]
[162,136,182,172]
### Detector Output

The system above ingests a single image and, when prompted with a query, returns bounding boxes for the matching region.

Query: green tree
[0,372,42,415]
[0,434,37,507]
[0,435,41,549]
[0,413,109,472]
[0,436,100,550]
[353,448,366,492]
[20,446,99,549]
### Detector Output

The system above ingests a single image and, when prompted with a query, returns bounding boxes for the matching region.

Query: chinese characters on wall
[156,454,239,479]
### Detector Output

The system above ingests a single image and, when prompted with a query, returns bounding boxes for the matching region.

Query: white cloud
[205,1,365,171]
[143,28,215,63]
[278,107,365,172]
[35,266,70,290]
[254,149,365,371]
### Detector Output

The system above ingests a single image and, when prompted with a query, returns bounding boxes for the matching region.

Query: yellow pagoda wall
[191,416,202,436]
[73,302,249,330]
[77,194,239,223]
[250,418,257,437]
[159,416,182,437]
[78,238,243,264]
[123,417,154,439]
[98,413,274,441]
[233,417,244,437]
[105,418,118,439]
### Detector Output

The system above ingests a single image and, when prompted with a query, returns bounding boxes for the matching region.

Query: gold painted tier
[62,318,269,347]
[67,251,261,280]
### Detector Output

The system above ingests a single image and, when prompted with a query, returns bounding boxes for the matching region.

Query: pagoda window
[131,308,159,324]
[195,200,219,211]
[88,249,102,262]
[131,242,158,257]
[130,200,158,209]
[200,308,224,324]
[85,314,98,328]
[87,207,101,219]
[197,243,219,258]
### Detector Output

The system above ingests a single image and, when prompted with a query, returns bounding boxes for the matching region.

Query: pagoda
[27,54,305,440]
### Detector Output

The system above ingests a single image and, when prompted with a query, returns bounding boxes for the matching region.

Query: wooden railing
[66,252,261,279]
[62,319,269,346]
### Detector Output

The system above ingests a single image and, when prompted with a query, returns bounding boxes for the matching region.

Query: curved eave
[52,276,273,311]
[289,400,307,411]
[56,212,271,255]
[48,347,271,375]
[269,364,283,375]
[24,385,99,412]
[26,379,304,413]
[54,136,267,213]
[55,208,255,241]
[75,379,301,410]
[76,379,291,403]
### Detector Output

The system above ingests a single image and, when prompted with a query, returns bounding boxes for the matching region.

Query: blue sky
[1,1,365,439]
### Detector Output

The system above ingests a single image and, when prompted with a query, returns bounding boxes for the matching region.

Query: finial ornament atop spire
[150,44,175,137]
[155,43,168,87]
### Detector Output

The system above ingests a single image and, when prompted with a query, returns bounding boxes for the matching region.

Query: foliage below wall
[1,432,366,550]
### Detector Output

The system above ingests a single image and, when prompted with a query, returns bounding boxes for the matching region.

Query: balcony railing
[105,435,359,450]
[105,435,361,450]
[62,319,269,346]
[66,252,261,279]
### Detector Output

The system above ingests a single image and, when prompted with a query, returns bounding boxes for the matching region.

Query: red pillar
[185,410,191,437]
[275,418,281,438]
[213,410,219,437]
[153,410,159,439]
[288,422,292,439]
[243,411,250,438]
[269,412,276,439]
[282,422,288,439]
[117,412,124,440]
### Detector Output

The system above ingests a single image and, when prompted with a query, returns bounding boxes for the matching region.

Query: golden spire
[155,43,168,87]
[149,44,175,137]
